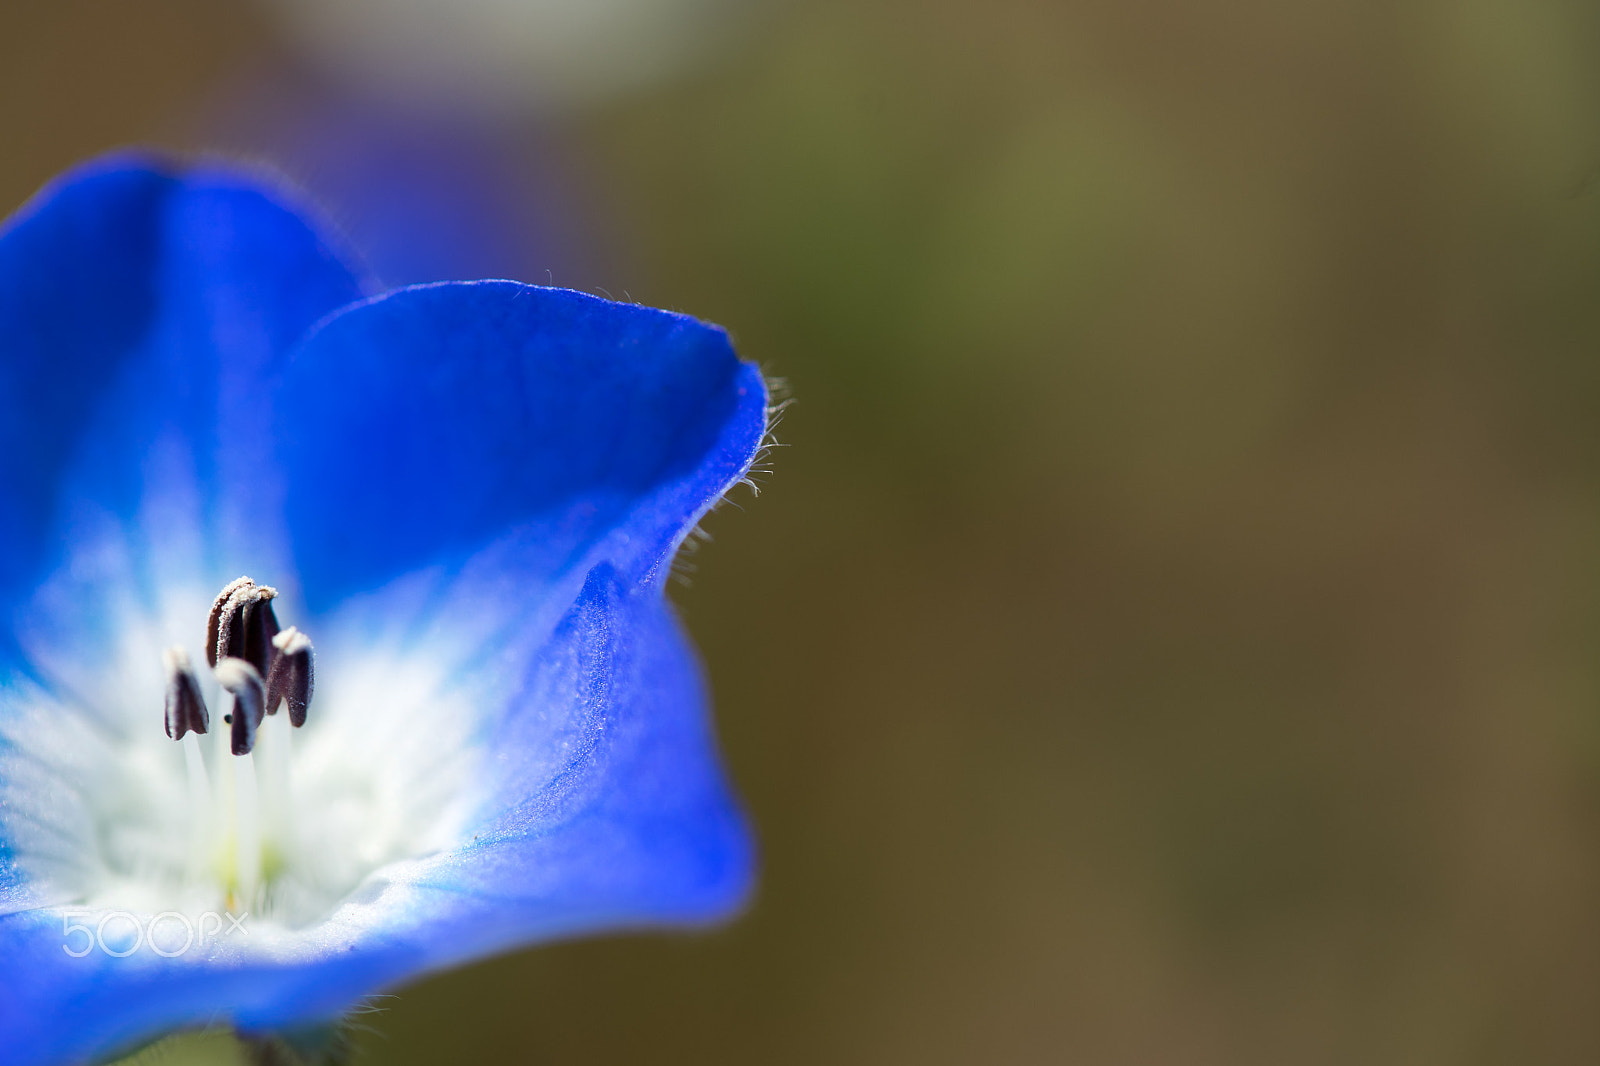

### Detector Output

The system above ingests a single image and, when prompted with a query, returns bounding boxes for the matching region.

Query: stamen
[162,647,209,740]
[174,578,318,911]
[216,657,267,907]
[206,576,254,668]
[213,581,255,666]
[241,586,280,678]
[211,576,283,675]
[233,748,262,908]
[266,626,315,727]
[216,658,266,756]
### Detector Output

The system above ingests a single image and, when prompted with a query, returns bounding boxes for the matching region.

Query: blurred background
[10,0,1600,1061]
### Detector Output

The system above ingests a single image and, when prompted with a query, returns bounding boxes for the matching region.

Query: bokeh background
[11,0,1600,1061]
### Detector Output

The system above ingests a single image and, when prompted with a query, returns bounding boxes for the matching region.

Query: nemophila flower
[0,154,767,1065]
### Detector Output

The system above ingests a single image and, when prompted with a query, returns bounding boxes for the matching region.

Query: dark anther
[266,627,314,727]
[192,577,315,746]
[241,587,280,678]
[208,578,280,677]
[162,647,209,741]
[206,577,254,668]
[216,657,266,756]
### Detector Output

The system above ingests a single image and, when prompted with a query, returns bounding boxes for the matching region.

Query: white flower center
[0,576,485,947]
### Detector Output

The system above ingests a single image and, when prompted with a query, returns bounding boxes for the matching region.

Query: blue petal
[274,281,766,607]
[0,154,364,621]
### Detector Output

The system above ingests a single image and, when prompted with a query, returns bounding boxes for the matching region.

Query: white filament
[181,732,211,881]
[257,710,293,861]
[233,749,261,912]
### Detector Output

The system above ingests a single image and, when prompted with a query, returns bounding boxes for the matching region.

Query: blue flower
[0,154,766,1065]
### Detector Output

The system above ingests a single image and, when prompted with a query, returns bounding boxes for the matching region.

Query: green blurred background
[14,0,1600,1061]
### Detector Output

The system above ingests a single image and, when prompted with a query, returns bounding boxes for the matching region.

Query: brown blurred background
[13,0,1600,1062]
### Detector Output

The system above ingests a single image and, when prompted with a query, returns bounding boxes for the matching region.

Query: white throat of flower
[159,577,319,915]
[0,573,484,948]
